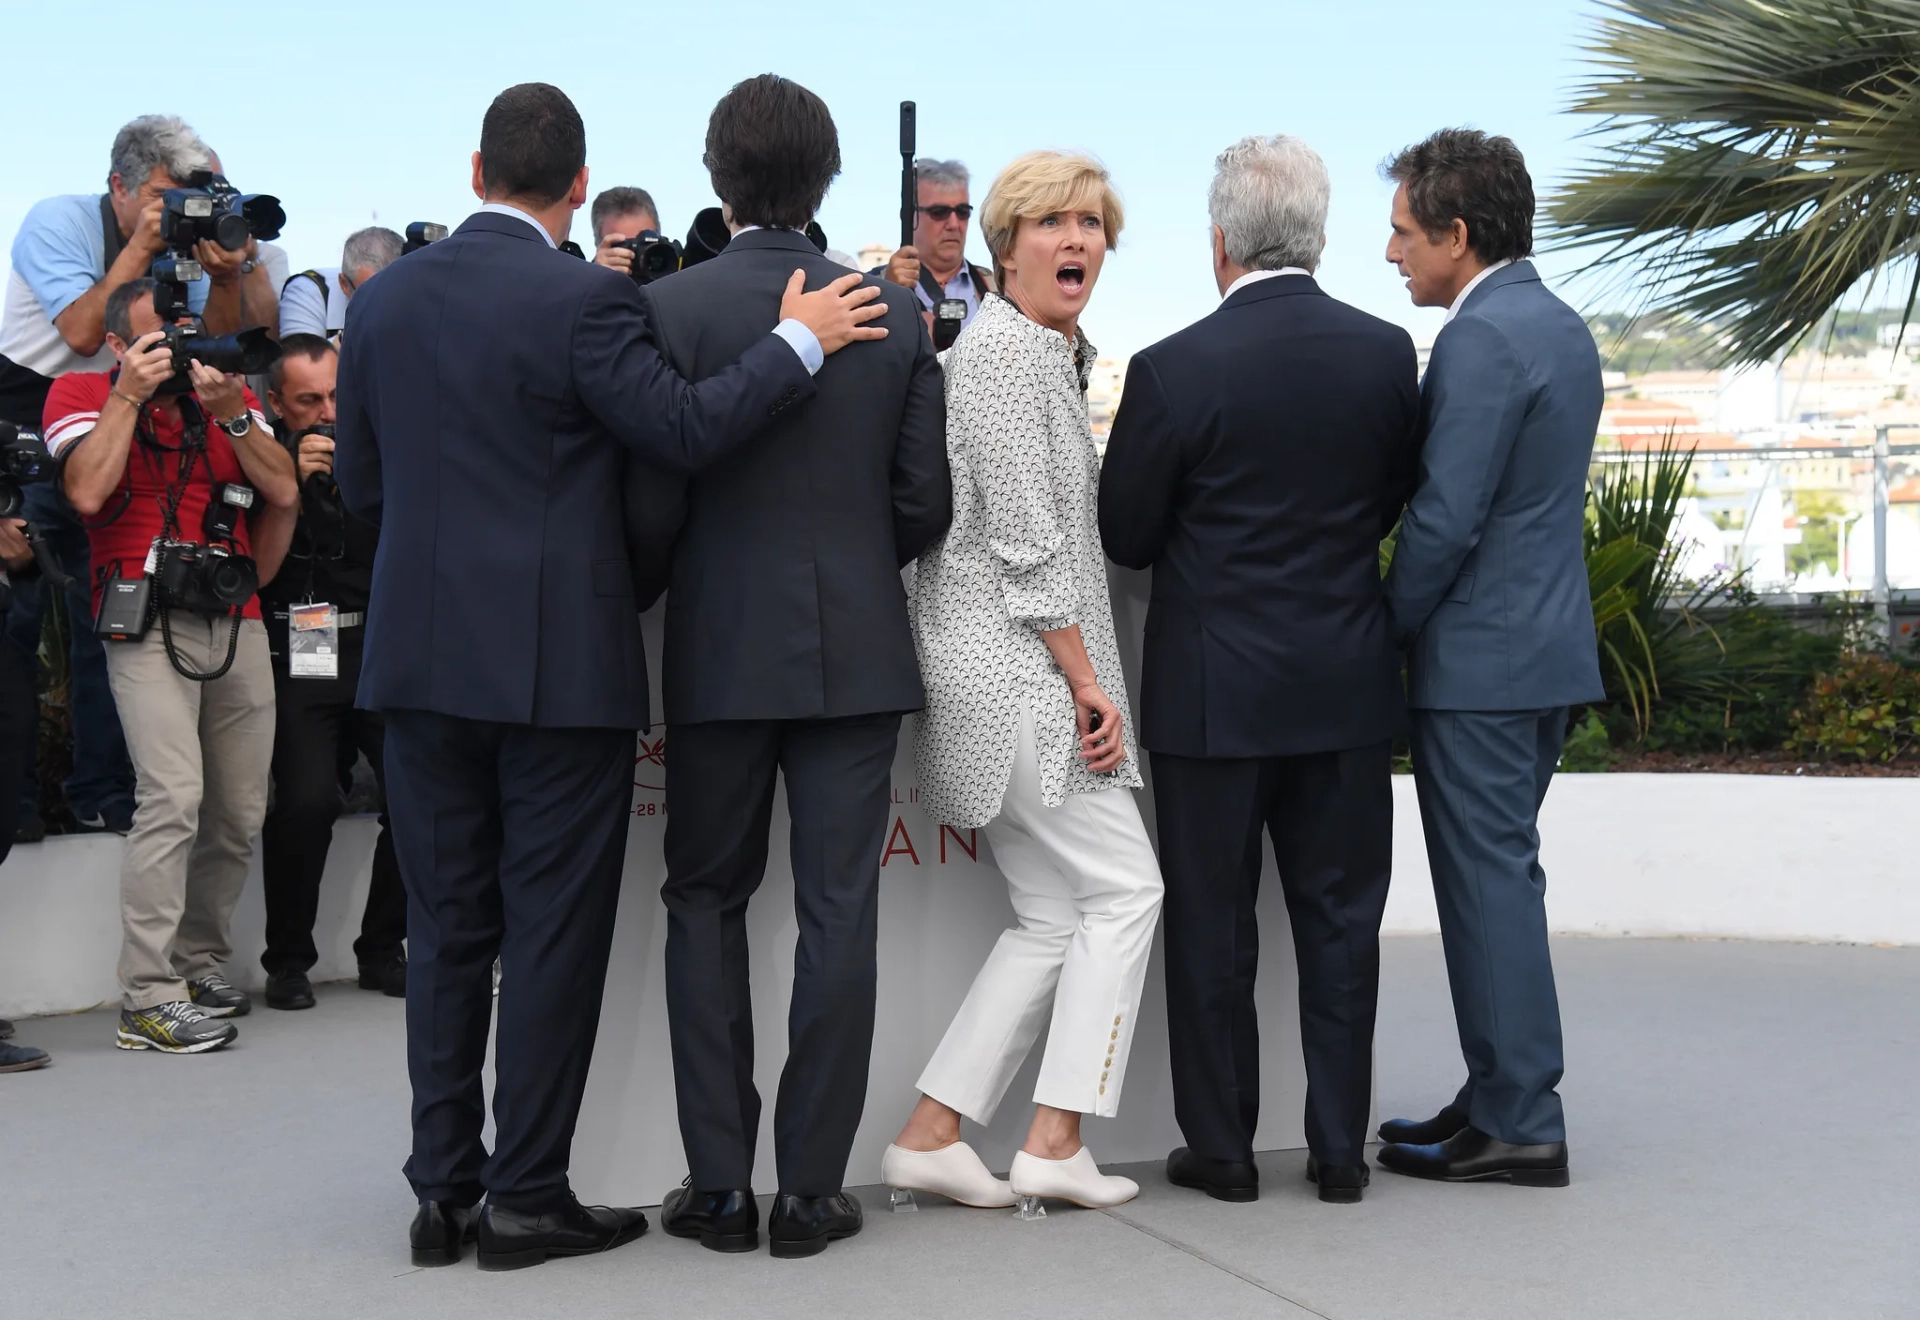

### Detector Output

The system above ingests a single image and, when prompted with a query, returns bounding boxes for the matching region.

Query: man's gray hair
[1208,134,1329,272]
[108,115,212,189]
[914,158,969,191]
[342,226,404,277]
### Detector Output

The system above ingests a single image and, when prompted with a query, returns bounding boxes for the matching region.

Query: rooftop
[9,934,1914,1320]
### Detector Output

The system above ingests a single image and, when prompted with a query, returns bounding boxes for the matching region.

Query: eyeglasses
[917,204,974,222]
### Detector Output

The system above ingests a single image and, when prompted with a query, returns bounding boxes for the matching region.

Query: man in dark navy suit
[1100,135,1419,1207]
[333,81,889,1272]
[628,75,949,1260]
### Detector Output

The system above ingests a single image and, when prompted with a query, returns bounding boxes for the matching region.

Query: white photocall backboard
[570,567,1308,1201]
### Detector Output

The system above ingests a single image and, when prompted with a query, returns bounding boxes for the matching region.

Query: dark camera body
[160,170,285,254]
[614,230,682,285]
[155,540,258,615]
[0,421,55,519]
[154,325,282,396]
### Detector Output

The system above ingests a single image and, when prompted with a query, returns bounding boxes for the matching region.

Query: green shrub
[1787,652,1920,762]
[1559,709,1615,771]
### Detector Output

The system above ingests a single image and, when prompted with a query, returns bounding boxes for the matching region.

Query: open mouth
[1056,263,1086,293]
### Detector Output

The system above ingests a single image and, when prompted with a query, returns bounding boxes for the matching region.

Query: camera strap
[99,193,126,274]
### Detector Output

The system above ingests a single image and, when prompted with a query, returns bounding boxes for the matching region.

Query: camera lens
[213,213,252,252]
[207,553,259,607]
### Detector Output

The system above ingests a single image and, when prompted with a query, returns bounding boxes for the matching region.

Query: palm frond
[1549,0,1920,363]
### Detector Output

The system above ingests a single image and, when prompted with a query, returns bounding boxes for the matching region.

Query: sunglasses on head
[917,204,974,222]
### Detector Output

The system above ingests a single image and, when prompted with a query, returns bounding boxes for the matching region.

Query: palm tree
[1550,0,1920,365]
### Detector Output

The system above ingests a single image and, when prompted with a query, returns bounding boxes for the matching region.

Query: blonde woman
[881,152,1163,1214]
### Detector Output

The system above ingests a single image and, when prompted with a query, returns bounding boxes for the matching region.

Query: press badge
[288,602,339,679]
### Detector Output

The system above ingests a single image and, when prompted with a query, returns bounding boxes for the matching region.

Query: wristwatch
[240,259,260,275]
[218,412,253,439]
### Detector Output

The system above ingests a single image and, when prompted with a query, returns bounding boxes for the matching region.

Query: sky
[2,0,1619,359]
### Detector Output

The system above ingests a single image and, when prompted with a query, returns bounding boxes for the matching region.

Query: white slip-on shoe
[1008,1147,1140,1209]
[882,1142,1017,1208]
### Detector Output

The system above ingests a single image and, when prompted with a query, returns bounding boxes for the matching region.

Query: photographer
[588,185,661,277]
[280,227,403,341]
[0,517,51,1072]
[1,117,280,840]
[49,278,297,1055]
[255,334,406,1010]
[876,158,994,334]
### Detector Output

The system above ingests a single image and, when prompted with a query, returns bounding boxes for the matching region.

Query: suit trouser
[916,705,1162,1123]
[1409,707,1568,1146]
[384,710,633,1211]
[103,617,274,1011]
[661,712,900,1197]
[260,631,406,977]
[1153,742,1393,1169]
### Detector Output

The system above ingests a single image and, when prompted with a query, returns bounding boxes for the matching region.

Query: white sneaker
[881,1142,1017,1208]
[1008,1147,1139,1209]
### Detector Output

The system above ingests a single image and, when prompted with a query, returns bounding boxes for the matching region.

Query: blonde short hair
[980,151,1125,292]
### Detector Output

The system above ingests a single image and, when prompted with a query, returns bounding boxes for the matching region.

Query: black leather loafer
[264,970,316,1011]
[1376,1126,1570,1187]
[662,1179,759,1252]
[1305,1155,1370,1204]
[1378,1103,1470,1146]
[409,1201,477,1267]
[476,1194,648,1270]
[1165,1146,1258,1203]
[766,1191,862,1259]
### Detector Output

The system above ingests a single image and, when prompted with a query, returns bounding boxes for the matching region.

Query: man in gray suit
[1375,129,1602,1187]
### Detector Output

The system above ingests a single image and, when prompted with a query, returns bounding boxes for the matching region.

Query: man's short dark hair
[703,74,841,230]
[269,333,336,391]
[479,82,585,207]
[105,278,157,343]
[590,186,660,243]
[1384,128,1534,264]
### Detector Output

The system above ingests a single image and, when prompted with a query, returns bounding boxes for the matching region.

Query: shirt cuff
[772,319,825,376]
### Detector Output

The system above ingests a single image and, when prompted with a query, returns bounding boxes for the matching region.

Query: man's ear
[105,332,128,358]
[1448,217,1472,261]
[470,151,487,202]
[1212,225,1229,270]
[569,166,589,210]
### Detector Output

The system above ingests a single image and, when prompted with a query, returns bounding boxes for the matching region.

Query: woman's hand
[1072,679,1127,773]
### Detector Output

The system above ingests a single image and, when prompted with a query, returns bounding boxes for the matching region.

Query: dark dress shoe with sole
[1305,1155,1370,1204]
[661,1179,759,1252]
[1165,1146,1258,1202]
[264,970,316,1011]
[1376,1126,1570,1187]
[476,1194,648,1270]
[767,1191,862,1259]
[409,1202,477,1266]
[1378,1103,1470,1146]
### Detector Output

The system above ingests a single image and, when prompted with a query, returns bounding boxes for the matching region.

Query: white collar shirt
[1222,267,1313,301]
[476,202,557,248]
[1444,258,1514,323]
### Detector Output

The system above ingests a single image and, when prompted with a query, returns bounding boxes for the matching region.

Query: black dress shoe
[1376,1126,1570,1187]
[476,1193,648,1271]
[1304,1155,1370,1204]
[409,1201,477,1267]
[1378,1103,1470,1146]
[661,1178,759,1252]
[766,1191,862,1259]
[1165,1146,1258,1203]
[359,952,407,998]
[264,969,316,1011]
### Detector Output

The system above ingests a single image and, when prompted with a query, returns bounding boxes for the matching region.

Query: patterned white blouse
[909,294,1142,829]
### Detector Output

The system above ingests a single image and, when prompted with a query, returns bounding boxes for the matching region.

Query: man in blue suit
[334,82,888,1270]
[1376,129,1603,1188]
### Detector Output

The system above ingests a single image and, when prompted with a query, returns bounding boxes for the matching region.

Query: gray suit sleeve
[1385,315,1530,641]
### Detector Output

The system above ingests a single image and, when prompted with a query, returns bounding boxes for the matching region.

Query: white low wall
[1383,772,1920,946]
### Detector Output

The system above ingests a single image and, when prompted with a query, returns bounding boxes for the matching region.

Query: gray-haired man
[1101,134,1419,1206]
[877,158,994,334]
[279,226,404,340]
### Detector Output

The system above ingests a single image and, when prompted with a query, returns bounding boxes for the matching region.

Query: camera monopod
[900,101,969,350]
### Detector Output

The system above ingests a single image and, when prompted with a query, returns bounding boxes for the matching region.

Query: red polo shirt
[44,371,272,620]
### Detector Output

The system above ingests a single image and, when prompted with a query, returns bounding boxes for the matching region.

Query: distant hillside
[1587,311,1916,373]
